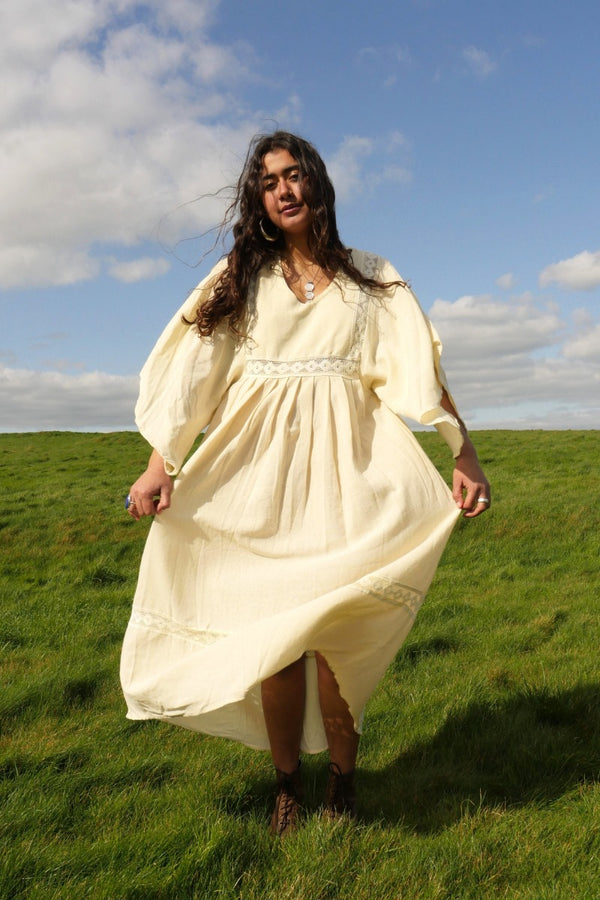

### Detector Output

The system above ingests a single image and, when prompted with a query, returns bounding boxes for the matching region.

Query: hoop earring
[259,217,280,242]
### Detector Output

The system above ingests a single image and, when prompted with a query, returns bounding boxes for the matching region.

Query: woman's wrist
[147,449,169,477]
[455,434,478,463]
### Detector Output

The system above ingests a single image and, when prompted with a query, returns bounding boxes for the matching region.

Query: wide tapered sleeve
[360,255,464,458]
[135,260,241,475]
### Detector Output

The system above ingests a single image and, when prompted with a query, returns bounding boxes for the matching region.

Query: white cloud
[563,315,600,360]
[0,365,138,431]
[427,293,599,425]
[326,132,412,203]
[462,46,497,78]
[0,0,106,68]
[109,256,171,283]
[0,245,101,289]
[496,272,516,290]
[539,250,600,291]
[0,0,260,290]
[0,1,220,70]
[156,0,220,35]
[429,293,564,356]
[464,402,600,431]
[0,3,415,291]
[376,165,412,186]
[273,94,303,127]
[326,136,374,202]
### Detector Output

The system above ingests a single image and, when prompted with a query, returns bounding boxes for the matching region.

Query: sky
[1,0,599,433]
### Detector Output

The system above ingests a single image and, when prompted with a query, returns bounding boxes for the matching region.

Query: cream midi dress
[120,250,464,752]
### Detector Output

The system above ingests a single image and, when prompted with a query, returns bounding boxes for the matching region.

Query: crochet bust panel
[243,251,380,379]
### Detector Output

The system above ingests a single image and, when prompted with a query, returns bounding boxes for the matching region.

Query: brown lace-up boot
[323,762,356,821]
[269,763,303,837]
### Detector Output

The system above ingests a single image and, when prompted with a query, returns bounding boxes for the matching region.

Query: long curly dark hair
[188,131,403,337]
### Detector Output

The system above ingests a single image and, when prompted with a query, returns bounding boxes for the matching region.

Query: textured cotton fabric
[120,250,463,752]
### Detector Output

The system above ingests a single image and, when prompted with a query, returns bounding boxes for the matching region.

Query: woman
[121,131,490,836]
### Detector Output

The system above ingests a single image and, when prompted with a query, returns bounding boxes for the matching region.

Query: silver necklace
[303,276,318,301]
[284,258,326,301]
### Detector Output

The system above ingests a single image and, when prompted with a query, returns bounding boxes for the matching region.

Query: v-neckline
[276,261,336,305]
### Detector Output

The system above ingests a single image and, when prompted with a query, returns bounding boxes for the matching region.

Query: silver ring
[125,494,136,510]
[477,497,490,504]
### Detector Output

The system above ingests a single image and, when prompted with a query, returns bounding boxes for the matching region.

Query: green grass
[1,430,599,899]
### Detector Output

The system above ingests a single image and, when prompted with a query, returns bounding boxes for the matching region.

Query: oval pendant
[305,281,315,292]
[305,290,315,301]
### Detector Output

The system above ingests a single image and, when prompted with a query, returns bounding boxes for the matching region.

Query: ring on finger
[477,497,490,504]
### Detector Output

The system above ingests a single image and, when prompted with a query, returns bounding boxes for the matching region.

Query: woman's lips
[281,203,302,215]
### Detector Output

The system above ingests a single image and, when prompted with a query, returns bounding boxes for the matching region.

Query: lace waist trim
[244,357,360,378]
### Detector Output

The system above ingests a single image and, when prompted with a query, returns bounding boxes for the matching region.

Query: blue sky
[1,0,599,431]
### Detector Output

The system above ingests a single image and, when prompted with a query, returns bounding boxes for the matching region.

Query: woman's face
[261,148,312,240]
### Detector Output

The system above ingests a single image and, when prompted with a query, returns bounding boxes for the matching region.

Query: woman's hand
[439,389,491,519]
[452,439,491,518]
[127,449,173,520]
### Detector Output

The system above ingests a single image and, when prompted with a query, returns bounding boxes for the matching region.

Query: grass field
[1,429,599,899]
